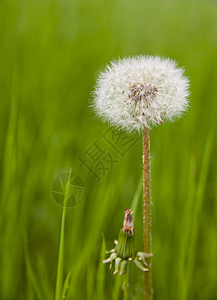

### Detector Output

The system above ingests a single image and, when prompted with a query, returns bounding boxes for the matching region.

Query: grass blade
[55,168,72,300]
[184,133,213,299]
[62,269,72,299]
[95,235,106,300]
[130,177,143,215]
[23,234,43,300]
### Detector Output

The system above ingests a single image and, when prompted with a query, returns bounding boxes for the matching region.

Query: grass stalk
[123,264,129,300]
[55,168,72,300]
[143,127,152,300]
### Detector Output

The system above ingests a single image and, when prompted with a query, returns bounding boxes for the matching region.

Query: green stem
[123,263,129,300]
[143,128,152,300]
[55,169,72,300]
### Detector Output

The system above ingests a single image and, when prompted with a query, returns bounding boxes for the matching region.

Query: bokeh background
[0,0,217,299]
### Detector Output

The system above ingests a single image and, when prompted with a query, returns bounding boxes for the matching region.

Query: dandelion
[103,209,152,300]
[92,55,190,299]
[93,56,189,132]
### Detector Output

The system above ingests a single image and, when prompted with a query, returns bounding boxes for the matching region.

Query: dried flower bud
[115,209,136,259]
[103,209,152,275]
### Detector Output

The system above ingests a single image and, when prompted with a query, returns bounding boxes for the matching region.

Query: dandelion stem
[55,168,71,300]
[123,263,129,300]
[143,128,152,300]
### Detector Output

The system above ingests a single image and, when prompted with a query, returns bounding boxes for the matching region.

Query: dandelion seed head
[92,55,190,132]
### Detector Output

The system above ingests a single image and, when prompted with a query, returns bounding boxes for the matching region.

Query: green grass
[0,0,217,299]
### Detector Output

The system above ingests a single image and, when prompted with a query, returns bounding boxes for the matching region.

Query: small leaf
[120,260,127,276]
[62,270,71,299]
[134,260,148,272]
[113,258,121,275]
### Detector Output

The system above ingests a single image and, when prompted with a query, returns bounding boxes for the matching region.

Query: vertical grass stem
[143,128,152,300]
[123,263,129,300]
[55,168,72,300]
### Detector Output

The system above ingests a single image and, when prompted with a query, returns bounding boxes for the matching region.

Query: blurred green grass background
[0,0,217,299]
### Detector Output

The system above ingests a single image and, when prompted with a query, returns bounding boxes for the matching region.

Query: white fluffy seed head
[92,56,190,132]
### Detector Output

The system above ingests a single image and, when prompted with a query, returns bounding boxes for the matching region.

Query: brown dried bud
[122,208,134,234]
